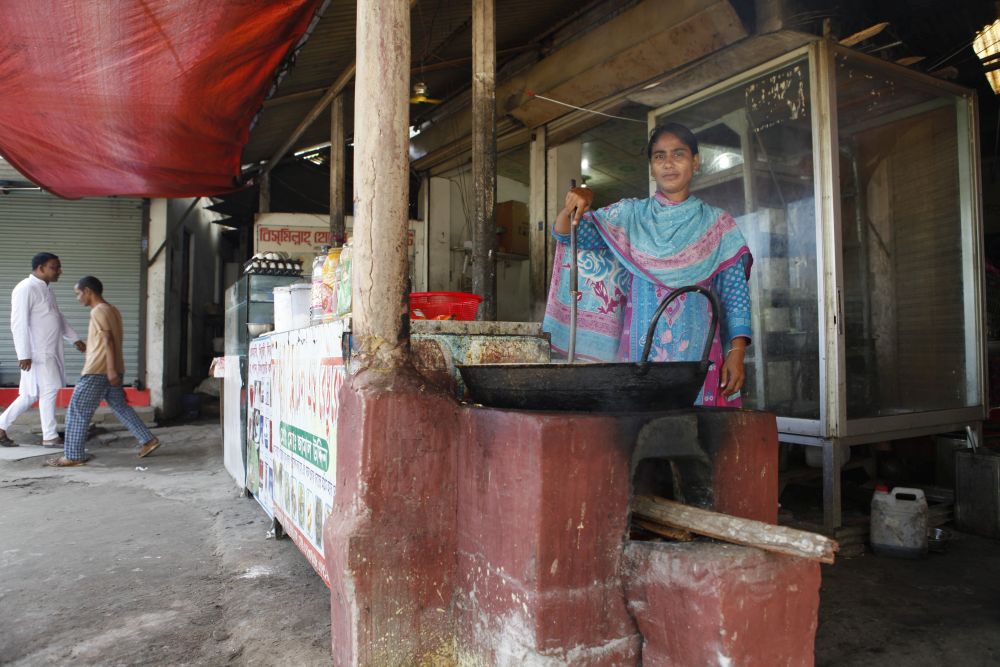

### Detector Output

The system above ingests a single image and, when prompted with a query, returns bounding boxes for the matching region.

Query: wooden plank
[634,519,693,542]
[633,495,839,564]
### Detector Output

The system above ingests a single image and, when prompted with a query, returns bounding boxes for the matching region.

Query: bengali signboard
[254,213,351,268]
[253,212,427,291]
[246,321,345,586]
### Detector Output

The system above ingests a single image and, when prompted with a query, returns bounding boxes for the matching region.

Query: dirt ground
[2,416,999,666]
[0,419,330,667]
[815,529,1000,666]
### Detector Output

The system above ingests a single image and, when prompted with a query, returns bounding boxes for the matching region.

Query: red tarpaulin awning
[0,1,323,199]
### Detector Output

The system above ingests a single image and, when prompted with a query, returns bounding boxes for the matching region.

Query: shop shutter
[0,192,143,386]
[0,159,24,182]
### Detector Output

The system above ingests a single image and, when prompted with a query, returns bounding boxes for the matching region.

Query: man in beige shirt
[46,276,160,466]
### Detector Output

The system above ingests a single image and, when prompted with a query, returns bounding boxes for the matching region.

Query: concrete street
[3,414,999,666]
[0,418,330,666]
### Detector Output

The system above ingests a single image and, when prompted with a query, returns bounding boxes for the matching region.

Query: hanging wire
[525,91,647,123]
[926,30,995,72]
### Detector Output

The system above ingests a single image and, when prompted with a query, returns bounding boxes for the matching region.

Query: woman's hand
[554,187,595,234]
[719,338,748,398]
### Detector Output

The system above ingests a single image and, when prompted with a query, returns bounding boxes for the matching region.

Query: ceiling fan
[410,81,442,105]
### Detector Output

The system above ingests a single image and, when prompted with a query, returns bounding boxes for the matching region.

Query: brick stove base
[326,372,820,665]
[624,541,821,667]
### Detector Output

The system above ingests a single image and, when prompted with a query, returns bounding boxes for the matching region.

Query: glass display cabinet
[650,40,985,529]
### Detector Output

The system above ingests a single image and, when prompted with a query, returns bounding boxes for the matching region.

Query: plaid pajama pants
[64,374,154,461]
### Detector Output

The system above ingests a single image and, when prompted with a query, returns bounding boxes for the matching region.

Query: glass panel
[836,54,972,418]
[656,59,820,418]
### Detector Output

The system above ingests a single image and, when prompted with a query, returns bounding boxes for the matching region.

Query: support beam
[411,0,747,171]
[264,64,357,175]
[329,94,346,245]
[352,0,411,370]
[470,0,497,320]
[528,127,547,320]
[258,171,270,214]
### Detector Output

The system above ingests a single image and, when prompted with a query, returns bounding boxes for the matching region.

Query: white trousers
[0,361,63,440]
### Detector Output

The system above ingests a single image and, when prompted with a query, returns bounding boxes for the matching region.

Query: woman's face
[649,132,700,202]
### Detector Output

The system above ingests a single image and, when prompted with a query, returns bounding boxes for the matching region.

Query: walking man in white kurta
[0,253,85,447]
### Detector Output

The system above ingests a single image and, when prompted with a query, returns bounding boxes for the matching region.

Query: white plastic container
[287,283,312,330]
[273,283,311,332]
[870,486,928,558]
[273,285,293,332]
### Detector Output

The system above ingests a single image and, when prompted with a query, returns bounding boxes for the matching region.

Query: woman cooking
[543,122,752,406]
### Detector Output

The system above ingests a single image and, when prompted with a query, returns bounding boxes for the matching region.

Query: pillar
[329,94,346,245]
[528,127,547,320]
[351,0,411,370]
[470,0,497,320]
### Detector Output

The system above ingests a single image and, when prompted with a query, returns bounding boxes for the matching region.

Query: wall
[437,169,533,321]
[146,197,223,418]
[545,141,583,286]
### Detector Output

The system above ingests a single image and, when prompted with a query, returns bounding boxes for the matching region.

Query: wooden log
[634,518,693,542]
[632,495,839,564]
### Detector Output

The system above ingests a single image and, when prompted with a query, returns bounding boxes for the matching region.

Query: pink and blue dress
[543,192,752,407]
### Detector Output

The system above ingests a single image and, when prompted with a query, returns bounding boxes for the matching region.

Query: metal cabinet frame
[650,40,985,530]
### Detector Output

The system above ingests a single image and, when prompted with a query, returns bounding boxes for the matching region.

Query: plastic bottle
[321,246,342,322]
[335,243,352,318]
[309,246,330,325]
[870,485,928,558]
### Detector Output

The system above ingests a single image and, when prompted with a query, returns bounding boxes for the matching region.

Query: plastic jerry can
[870,485,928,558]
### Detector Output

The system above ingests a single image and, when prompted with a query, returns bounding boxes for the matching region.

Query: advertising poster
[247,321,344,586]
[222,355,246,489]
[247,337,276,517]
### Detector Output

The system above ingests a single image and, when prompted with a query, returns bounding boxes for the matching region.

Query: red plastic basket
[409,291,482,321]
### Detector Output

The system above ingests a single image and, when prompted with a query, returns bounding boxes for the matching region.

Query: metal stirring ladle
[567,179,579,363]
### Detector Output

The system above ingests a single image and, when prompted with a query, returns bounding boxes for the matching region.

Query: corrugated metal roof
[244,0,1000,176]
[242,0,621,165]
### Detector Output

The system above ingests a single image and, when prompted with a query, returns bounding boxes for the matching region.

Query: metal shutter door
[0,192,143,386]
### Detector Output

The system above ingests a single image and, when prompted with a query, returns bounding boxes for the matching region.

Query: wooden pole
[471,0,497,320]
[632,495,839,564]
[528,127,547,321]
[264,63,356,176]
[352,0,411,369]
[329,94,346,245]
[258,170,270,214]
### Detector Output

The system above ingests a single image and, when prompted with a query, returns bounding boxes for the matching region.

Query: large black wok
[457,285,720,412]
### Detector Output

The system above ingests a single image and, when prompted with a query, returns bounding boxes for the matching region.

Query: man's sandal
[138,438,161,458]
[44,455,91,467]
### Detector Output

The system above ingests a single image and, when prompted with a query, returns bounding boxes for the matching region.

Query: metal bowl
[247,323,274,338]
[928,527,952,553]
